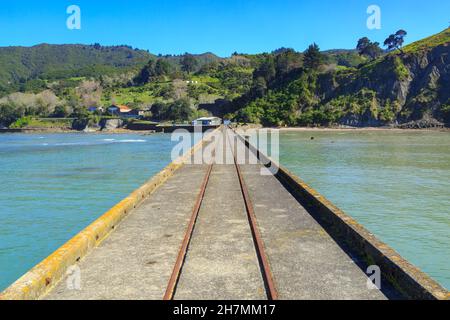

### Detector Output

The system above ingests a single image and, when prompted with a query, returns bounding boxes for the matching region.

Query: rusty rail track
[163,128,278,300]
[163,163,213,300]
[226,129,279,300]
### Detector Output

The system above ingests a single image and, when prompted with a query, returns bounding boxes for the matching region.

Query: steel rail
[163,158,214,300]
[226,128,279,300]
[164,128,278,300]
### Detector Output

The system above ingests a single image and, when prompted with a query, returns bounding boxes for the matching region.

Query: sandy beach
[276,126,450,133]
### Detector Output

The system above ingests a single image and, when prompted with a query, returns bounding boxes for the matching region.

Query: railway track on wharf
[3,126,447,300]
[164,128,278,300]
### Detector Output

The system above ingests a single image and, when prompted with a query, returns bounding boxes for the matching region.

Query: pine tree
[303,43,324,71]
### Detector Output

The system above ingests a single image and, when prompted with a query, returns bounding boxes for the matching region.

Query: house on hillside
[108,105,132,116]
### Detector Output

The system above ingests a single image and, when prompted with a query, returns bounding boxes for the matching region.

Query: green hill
[230,28,450,127]
[1,28,448,128]
[0,44,224,95]
[0,44,153,91]
[402,27,450,53]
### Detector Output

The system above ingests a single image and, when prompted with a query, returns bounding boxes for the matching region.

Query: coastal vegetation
[0,27,449,130]
[230,28,449,127]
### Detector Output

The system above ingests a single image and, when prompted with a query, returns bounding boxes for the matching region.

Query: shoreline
[1,126,449,135]
[0,128,157,135]
[234,124,450,133]
[276,126,450,133]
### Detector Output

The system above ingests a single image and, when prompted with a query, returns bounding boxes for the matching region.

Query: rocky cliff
[234,28,450,127]
[326,35,449,126]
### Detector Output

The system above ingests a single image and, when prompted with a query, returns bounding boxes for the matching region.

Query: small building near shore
[191,117,222,126]
[107,105,119,115]
[108,105,132,116]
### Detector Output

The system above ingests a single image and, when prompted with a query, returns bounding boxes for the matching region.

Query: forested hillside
[230,28,450,127]
[0,28,448,129]
[0,44,152,93]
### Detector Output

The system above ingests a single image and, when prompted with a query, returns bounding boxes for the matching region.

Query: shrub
[10,116,32,129]
[393,56,409,81]
[440,104,450,123]
[0,104,24,126]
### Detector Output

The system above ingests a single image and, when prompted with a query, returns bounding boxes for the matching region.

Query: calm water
[0,133,176,291]
[278,130,450,289]
[0,131,449,292]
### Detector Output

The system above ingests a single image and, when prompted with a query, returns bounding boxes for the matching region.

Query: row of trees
[150,98,208,122]
[134,59,172,84]
[133,54,199,85]
[0,90,63,126]
[357,30,408,60]
[252,32,409,88]
[0,79,107,126]
[250,43,325,99]
[151,98,192,122]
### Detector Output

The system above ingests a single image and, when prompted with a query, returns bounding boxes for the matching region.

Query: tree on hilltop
[303,43,325,71]
[384,30,407,53]
[134,58,171,84]
[275,49,302,75]
[181,54,198,74]
[357,37,383,60]
[155,59,172,76]
[253,56,276,83]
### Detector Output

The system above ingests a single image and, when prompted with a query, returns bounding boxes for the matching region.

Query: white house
[192,117,222,126]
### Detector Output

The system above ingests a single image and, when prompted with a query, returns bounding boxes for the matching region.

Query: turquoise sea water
[0,131,449,292]
[0,133,176,291]
[277,130,450,290]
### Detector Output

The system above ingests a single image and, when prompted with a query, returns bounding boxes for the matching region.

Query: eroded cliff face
[323,42,449,127]
[231,29,449,127]
[403,44,450,121]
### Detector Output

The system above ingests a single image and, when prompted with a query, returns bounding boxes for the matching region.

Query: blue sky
[0,0,448,56]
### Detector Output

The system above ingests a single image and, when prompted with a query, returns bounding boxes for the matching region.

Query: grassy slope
[9,117,73,129]
[403,28,450,53]
[102,69,253,108]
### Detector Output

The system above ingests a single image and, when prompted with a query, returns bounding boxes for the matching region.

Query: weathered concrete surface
[239,162,389,300]
[174,164,266,300]
[45,163,210,300]
[40,127,414,300]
